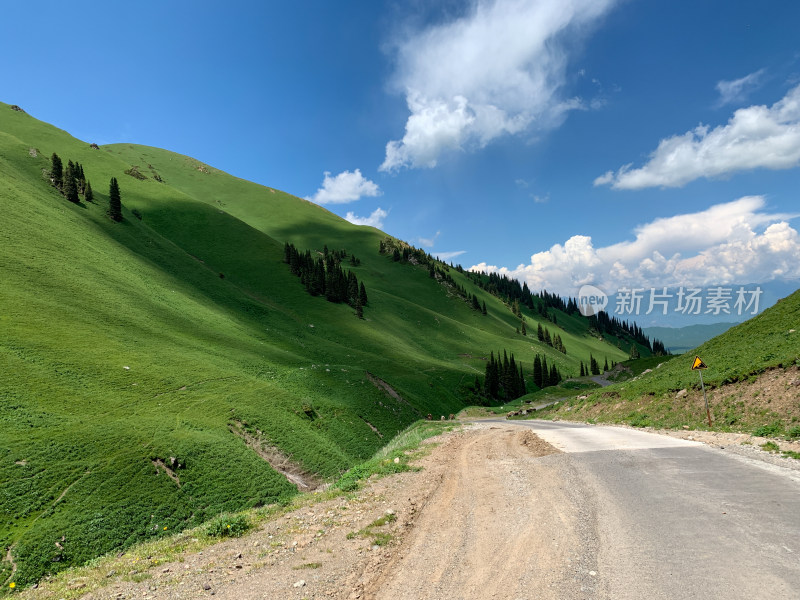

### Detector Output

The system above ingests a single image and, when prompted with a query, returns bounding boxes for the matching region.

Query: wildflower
[9,582,16,588]
[163,526,168,530]
[227,525,231,529]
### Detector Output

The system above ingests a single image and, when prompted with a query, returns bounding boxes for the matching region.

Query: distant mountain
[644,322,738,354]
[605,279,800,328]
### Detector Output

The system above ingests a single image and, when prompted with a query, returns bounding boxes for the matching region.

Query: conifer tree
[355,296,364,319]
[537,323,544,341]
[84,180,93,203]
[580,361,586,377]
[521,319,527,336]
[63,162,79,203]
[533,355,542,389]
[108,177,122,221]
[50,153,63,189]
[541,356,549,387]
[359,282,368,306]
[481,301,487,315]
[604,357,609,372]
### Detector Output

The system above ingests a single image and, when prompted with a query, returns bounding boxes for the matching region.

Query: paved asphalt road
[485,419,800,600]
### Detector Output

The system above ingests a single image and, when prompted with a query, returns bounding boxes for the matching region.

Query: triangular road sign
[691,356,708,370]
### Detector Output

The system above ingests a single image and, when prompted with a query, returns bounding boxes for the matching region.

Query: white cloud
[344,207,388,229]
[595,84,800,189]
[716,69,765,106]
[435,250,467,261]
[306,169,381,204]
[470,197,800,296]
[419,231,441,248]
[380,0,618,172]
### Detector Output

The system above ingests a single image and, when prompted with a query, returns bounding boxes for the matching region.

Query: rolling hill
[0,102,644,587]
[536,289,800,432]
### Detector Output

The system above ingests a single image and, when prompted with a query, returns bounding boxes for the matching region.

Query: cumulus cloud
[306,169,381,204]
[595,84,800,189]
[716,69,765,106]
[380,0,617,172]
[344,207,388,229]
[470,197,800,295]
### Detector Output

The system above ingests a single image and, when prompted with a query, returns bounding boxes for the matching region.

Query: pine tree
[485,352,499,399]
[482,301,487,315]
[580,361,585,377]
[108,177,122,221]
[347,272,359,306]
[50,153,63,189]
[521,319,527,336]
[533,355,542,389]
[541,356,549,388]
[355,296,364,319]
[603,357,609,372]
[359,282,368,306]
[63,162,79,203]
[84,180,94,203]
[537,323,544,341]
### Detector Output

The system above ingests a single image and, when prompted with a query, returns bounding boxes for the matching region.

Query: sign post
[691,356,711,426]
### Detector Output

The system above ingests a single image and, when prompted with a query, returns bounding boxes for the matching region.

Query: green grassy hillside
[0,102,633,588]
[535,289,800,431]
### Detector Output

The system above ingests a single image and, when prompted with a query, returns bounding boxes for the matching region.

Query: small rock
[676,389,688,399]
[589,570,597,576]
[293,580,306,588]
[203,583,212,591]
[682,425,690,430]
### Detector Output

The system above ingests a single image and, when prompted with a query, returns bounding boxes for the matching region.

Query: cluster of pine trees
[380,237,487,315]
[483,350,526,401]
[49,153,123,222]
[49,153,93,205]
[532,354,563,389]
[579,355,612,376]
[536,323,566,354]
[467,270,565,321]
[588,311,665,354]
[284,243,367,317]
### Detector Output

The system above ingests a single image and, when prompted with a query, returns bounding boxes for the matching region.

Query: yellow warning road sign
[691,356,708,370]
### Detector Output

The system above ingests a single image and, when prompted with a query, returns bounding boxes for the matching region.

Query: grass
[0,102,637,590]
[531,289,800,432]
[4,418,445,599]
[347,512,398,547]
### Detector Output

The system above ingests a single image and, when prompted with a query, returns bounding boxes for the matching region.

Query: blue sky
[2,0,800,314]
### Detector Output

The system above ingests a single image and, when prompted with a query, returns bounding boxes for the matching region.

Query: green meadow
[533,289,800,431]
[0,102,637,587]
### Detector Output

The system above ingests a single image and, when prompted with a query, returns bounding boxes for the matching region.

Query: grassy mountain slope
[537,289,800,431]
[0,102,632,587]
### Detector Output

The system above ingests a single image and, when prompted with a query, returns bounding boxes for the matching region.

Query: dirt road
[363,425,597,600]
